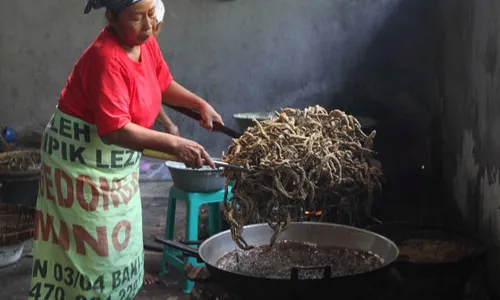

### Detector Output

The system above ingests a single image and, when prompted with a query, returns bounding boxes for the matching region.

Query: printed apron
[29,109,144,300]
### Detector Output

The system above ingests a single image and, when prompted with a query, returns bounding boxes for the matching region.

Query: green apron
[29,109,144,300]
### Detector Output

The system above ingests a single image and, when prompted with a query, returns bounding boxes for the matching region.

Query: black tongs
[166,105,242,139]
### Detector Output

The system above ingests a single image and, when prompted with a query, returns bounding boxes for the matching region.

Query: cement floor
[0,181,191,300]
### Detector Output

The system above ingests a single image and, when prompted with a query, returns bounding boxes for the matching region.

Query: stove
[190,280,240,300]
[187,264,241,300]
[186,264,401,300]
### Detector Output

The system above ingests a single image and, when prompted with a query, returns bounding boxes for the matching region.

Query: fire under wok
[155,222,403,300]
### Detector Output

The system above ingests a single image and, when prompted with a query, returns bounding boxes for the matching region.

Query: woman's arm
[161,81,204,110]
[103,123,214,168]
[157,108,174,127]
[156,107,180,136]
[162,81,224,130]
[103,123,178,153]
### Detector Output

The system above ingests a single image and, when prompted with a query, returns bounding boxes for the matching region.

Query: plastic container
[1,127,17,143]
[165,160,226,192]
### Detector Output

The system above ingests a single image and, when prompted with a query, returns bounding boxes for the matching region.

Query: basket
[0,203,36,247]
[0,148,41,181]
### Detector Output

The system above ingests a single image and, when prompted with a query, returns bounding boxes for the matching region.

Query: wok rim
[198,221,400,280]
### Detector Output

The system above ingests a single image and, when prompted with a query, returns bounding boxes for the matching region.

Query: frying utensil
[155,222,402,300]
[142,149,247,171]
[166,105,242,139]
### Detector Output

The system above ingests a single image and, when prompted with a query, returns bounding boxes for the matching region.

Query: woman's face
[109,0,156,47]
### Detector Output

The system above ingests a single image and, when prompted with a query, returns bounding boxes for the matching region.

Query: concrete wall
[439,0,500,296]
[0,0,436,159]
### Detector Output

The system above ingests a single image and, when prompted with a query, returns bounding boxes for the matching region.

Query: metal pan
[155,222,403,300]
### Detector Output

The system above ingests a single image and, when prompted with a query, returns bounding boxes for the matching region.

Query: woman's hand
[199,103,224,131]
[173,136,215,169]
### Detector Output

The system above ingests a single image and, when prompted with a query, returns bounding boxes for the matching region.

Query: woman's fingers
[195,154,204,168]
[199,119,213,131]
[184,159,195,168]
[175,137,215,169]
[214,113,224,125]
[200,148,215,169]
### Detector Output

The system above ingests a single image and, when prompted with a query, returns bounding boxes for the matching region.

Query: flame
[304,210,322,216]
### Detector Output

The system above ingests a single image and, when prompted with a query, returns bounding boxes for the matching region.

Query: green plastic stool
[160,185,232,294]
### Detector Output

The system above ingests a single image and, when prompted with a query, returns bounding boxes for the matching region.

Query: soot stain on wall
[440,0,500,296]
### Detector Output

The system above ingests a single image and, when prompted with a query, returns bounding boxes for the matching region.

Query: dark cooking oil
[216,240,384,279]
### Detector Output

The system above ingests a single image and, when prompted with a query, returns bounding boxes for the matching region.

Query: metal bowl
[165,160,225,192]
[233,112,275,132]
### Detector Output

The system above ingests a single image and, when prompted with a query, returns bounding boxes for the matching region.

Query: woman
[29,0,223,299]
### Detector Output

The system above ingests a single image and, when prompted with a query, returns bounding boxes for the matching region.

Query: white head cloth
[155,0,165,23]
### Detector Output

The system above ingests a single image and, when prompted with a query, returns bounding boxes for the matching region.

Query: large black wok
[367,222,487,300]
[156,222,402,300]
